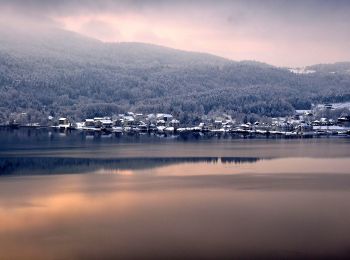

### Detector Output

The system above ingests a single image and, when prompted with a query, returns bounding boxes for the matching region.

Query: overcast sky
[1,0,350,67]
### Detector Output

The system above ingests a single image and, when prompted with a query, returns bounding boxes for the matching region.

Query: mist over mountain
[0,26,349,124]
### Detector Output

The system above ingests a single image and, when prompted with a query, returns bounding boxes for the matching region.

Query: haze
[1,0,350,67]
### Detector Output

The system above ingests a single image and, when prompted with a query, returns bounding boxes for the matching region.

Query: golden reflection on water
[91,157,350,176]
[1,158,350,259]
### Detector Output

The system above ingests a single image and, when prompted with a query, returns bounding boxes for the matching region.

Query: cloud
[1,0,350,66]
[80,19,121,42]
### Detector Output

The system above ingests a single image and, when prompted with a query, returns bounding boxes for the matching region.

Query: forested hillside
[0,27,349,123]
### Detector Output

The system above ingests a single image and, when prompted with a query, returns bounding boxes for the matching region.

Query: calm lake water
[1,128,350,259]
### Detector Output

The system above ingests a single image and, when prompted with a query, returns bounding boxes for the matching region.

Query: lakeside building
[3,102,350,137]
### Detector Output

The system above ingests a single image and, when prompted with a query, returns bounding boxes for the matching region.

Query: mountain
[0,26,350,123]
[306,62,350,75]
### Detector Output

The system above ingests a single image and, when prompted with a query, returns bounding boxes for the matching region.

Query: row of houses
[58,113,180,133]
[56,111,350,137]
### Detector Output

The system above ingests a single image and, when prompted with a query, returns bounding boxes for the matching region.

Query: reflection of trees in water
[0,128,278,147]
[220,157,260,164]
[0,157,261,175]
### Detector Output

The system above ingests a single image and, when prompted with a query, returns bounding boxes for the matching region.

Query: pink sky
[2,0,350,67]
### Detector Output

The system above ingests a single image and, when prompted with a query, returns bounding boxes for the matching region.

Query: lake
[1,128,350,259]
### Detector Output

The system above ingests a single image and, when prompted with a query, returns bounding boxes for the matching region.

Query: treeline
[0,28,350,124]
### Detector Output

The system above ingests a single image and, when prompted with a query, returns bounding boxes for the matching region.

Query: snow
[289,68,316,74]
[315,102,350,110]
[313,126,350,131]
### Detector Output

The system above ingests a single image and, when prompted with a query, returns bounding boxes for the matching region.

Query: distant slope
[0,27,349,123]
[0,26,229,67]
[306,62,350,75]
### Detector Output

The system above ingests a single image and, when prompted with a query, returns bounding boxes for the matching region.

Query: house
[123,115,135,126]
[169,119,180,128]
[156,113,173,122]
[58,118,71,129]
[100,118,113,132]
[93,117,104,128]
[213,120,223,129]
[338,116,350,127]
[85,119,95,127]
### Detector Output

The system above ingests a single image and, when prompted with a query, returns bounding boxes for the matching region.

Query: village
[2,103,350,138]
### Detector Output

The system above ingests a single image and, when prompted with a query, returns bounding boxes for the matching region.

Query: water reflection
[1,128,350,159]
[1,129,350,259]
[1,156,350,177]
[1,170,350,259]
[0,156,261,176]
